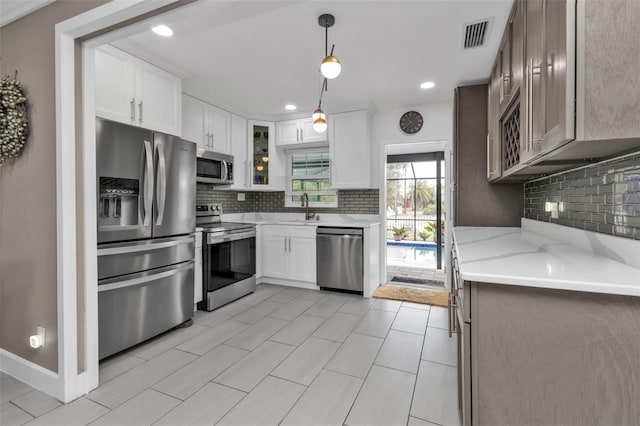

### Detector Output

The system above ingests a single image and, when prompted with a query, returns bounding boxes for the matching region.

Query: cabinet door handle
[448,293,455,337]
[130,98,135,121]
[284,238,287,252]
[300,128,303,141]
[296,128,299,142]
[138,101,143,123]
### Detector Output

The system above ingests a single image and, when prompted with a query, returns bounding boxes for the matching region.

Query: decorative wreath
[0,74,29,166]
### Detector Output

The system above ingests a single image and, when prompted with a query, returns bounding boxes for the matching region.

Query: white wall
[371,101,454,185]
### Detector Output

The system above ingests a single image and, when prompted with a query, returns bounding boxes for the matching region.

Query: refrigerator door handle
[155,141,167,226]
[142,140,154,226]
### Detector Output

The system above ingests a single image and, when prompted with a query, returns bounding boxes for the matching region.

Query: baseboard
[258,277,319,290]
[0,348,60,400]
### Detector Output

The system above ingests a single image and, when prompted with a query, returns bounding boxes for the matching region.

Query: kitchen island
[452,220,640,426]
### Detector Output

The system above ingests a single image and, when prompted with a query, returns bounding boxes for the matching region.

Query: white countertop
[453,223,640,297]
[222,212,381,228]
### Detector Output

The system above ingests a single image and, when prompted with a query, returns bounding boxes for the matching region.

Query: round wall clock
[399,111,423,134]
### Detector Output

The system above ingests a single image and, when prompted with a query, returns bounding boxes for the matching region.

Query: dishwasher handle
[316,227,363,236]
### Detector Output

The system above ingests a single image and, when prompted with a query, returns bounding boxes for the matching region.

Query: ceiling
[112,0,512,119]
[0,0,55,27]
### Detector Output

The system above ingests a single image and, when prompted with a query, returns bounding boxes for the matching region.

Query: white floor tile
[267,287,306,303]
[269,315,326,346]
[214,341,295,392]
[353,309,397,338]
[325,333,383,379]
[268,298,316,321]
[154,382,245,426]
[90,389,180,426]
[408,416,442,426]
[176,320,249,355]
[375,330,424,374]
[126,324,209,360]
[231,300,284,324]
[296,289,326,301]
[339,297,375,315]
[402,301,431,311]
[0,375,32,404]
[271,337,340,385]
[304,295,348,318]
[312,312,363,343]
[411,360,460,426]
[193,302,252,328]
[99,353,145,385]
[281,370,363,426]
[428,306,449,330]
[345,365,416,426]
[26,397,108,426]
[392,307,430,335]
[422,327,457,367]
[152,344,248,400]
[0,401,33,426]
[217,376,306,426]
[371,298,402,312]
[10,389,60,418]
[224,317,289,351]
[87,348,197,409]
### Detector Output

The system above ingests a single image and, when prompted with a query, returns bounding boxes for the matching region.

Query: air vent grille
[463,20,489,49]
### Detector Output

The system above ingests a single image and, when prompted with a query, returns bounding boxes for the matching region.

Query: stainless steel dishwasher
[316,227,363,293]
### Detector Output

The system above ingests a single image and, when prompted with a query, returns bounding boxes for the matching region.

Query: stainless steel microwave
[196,149,234,185]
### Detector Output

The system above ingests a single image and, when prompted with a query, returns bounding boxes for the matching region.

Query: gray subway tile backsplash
[197,184,379,215]
[524,152,640,240]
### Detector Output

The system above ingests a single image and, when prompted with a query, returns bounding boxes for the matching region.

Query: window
[285,150,337,208]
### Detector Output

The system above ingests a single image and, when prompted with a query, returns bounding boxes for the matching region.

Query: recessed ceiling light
[285,104,297,111]
[420,81,435,89]
[152,25,174,37]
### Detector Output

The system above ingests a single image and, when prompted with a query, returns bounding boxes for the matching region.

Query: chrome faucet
[301,193,316,221]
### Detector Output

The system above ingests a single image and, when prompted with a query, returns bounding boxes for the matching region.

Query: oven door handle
[207,229,256,245]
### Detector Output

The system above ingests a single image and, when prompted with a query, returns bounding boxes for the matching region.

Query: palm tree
[407,181,434,209]
[386,164,407,215]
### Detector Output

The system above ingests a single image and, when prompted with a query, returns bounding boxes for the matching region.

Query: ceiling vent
[462,18,492,49]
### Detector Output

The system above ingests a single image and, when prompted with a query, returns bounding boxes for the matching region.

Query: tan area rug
[373,284,449,308]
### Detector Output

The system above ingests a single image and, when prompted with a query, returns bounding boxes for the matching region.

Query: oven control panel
[196,204,223,217]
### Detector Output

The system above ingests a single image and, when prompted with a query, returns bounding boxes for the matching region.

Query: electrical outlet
[237,193,245,201]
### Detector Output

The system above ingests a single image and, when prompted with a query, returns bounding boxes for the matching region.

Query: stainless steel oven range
[196,204,256,311]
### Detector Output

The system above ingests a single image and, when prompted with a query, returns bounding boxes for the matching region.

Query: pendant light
[312,79,328,133]
[319,14,341,79]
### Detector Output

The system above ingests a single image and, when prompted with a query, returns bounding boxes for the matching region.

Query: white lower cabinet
[194,232,203,307]
[261,225,316,283]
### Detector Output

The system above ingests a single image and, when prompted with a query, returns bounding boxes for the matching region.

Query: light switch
[237,193,245,201]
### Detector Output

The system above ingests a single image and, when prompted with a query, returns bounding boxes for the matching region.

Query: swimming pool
[386,241,445,264]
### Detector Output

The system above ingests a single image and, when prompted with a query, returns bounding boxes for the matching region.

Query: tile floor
[1,284,460,426]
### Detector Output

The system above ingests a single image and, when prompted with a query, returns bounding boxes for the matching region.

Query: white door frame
[53,0,181,403]
[378,141,452,291]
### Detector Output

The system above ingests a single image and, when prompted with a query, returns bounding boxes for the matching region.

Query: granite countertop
[453,223,640,297]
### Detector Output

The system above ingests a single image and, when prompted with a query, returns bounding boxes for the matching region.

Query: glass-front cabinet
[248,120,283,190]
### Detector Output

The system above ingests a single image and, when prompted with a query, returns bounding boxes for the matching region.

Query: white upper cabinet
[329,110,372,189]
[95,45,182,136]
[228,113,248,190]
[276,117,327,146]
[181,94,230,154]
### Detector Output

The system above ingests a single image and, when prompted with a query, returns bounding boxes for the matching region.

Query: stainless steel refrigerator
[96,118,196,359]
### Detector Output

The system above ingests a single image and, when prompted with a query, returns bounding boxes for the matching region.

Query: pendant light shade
[321,55,341,79]
[312,108,326,122]
[313,117,328,133]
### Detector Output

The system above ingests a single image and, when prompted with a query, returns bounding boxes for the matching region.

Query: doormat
[391,276,445,287]
[373,284,448,308]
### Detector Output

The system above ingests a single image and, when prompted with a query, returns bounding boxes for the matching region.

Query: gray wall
[525,152,640,239]
[197,185,379,215]
[0,0,107,373]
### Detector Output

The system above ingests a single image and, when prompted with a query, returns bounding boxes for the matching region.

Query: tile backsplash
[197,185,379,215]
[524,152,640,239]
